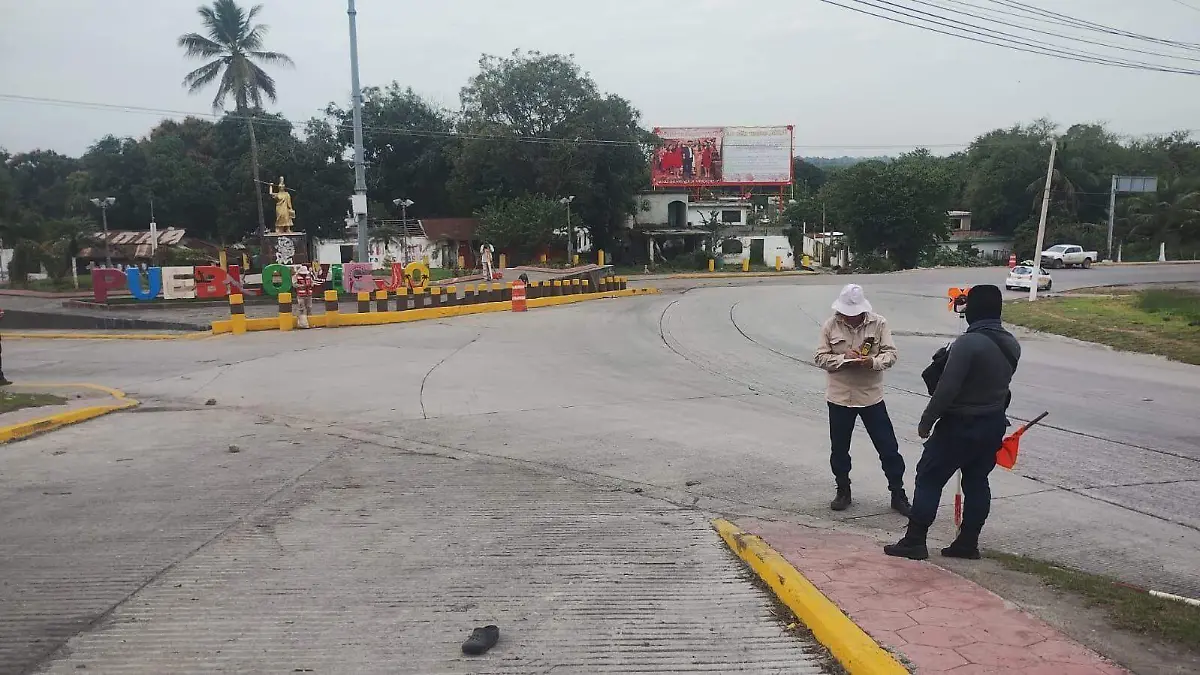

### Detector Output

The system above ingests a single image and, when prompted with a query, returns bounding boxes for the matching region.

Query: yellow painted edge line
[1,331,211,341]
[209,289,661,333]
[713,519,909,675]
[666,271,817,279]
[11,382,130,400]
[0,384,139,444]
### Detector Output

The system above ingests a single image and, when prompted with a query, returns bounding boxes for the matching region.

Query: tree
[821,149,956,269]
[327,84,457,218]
[178,0,294,236]
[452,51,650,257]
[475,195,565,262]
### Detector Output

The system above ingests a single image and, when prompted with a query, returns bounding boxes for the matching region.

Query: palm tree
[178,0,293,237]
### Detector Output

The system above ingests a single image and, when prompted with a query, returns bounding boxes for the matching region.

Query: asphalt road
[3,262,1199,670]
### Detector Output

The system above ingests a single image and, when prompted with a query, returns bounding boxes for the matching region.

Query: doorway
[750,238,765,266]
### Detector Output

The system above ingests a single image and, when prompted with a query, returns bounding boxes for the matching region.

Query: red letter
[195,265,229,299]
[91,268,126,303]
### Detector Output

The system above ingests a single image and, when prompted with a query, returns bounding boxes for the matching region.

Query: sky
[1,0,1199,158]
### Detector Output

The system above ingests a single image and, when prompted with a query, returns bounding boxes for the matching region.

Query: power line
[824,0,1200,74]
[979,0,1200,51]
[1163,0,1200,14]
[908,0,1200,62]
[0,92,1194,153]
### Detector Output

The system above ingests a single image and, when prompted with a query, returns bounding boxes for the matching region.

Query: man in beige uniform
[814,284,910,515]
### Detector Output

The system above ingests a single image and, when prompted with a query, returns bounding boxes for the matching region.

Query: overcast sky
[2,0,1199,157]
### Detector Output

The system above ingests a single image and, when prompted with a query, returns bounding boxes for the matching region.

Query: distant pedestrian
[294,266,317,329]
[480,242,495,280]
[885,284,1020,561]
[815,284,910,515]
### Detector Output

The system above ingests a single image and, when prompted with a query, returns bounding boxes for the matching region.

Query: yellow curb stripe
[665,271,817,279]
[1,332,211,341]
[0,384,139,445]
[211,288,660,334]
[713,519,908,675]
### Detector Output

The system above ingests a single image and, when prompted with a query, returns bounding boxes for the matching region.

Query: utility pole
[90,197,116,268]
[1029,138,1058,302]
[347,0,369,263]
[1106,174,1117,262]
[560,196,575,264]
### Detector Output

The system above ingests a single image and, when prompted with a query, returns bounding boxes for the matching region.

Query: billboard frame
[650,125,795,189]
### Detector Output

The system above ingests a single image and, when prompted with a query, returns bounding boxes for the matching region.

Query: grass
[0,391,67,414]
[1003,287,1200,365]
[990,552,1200,652]
[3,277,94,292]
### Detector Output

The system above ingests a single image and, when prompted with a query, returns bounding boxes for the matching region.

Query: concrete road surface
[3,262,1199,671]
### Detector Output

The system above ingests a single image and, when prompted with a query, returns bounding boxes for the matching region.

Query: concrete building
[627,191,794,267]
[942,210,1013,262]
[317,218,481,269]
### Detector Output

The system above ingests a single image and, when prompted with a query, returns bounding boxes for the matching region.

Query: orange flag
[997,412,1049,470]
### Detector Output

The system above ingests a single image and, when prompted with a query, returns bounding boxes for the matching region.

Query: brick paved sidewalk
[743,519,1130,675]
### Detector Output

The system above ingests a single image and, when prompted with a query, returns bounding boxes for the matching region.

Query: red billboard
[652,126,793,188]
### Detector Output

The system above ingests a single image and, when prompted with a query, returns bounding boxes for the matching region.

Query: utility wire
[979,0,1200,50]
[1163,0,1200,14]
[0,92,1194,152]
[824,0,1200,74]
[908,0,1200,62]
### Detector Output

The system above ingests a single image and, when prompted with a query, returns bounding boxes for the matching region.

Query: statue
[268,177,296,234]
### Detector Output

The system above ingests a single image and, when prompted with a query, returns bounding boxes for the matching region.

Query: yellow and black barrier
[213,281,658,335]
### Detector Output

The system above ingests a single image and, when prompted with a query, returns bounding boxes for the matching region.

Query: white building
[942,211,1013,262]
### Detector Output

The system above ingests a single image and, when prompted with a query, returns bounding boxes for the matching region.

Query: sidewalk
[739,518,1129,674]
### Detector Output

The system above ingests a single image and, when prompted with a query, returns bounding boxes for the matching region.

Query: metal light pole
[347,0,369,263]
[90,197,116,268]
[393,198,414,264]
[559,195,575,264]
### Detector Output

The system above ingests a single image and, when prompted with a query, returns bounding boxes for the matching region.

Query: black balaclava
[965,284,1003,324]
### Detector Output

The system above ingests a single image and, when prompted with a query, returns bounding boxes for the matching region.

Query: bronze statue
[268,177,296,233]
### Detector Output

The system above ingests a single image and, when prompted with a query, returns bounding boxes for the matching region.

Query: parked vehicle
[1006,262,1052,291]
[1040,244,1097,269]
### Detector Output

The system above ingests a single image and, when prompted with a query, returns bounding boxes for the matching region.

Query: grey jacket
[919,319,1021,434]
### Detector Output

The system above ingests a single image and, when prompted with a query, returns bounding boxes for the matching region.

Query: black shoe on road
[830,486,851,512]
[890,490,912,517]
[941,542,982,560]
[462,625,500,656]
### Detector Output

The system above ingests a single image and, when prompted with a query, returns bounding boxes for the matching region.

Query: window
[1047,245,1069,253]
[721,210,742,223]
[721,239,743,254]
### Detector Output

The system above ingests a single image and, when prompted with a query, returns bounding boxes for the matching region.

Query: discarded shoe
[462,625,499,656]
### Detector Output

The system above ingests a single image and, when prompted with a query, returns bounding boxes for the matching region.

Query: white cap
[832,284,873,317]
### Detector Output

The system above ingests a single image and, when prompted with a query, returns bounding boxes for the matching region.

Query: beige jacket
[814,313,898,407]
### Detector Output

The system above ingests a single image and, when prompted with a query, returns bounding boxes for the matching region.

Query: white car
[1006,263,1052,291]
[1040,244,1097,269]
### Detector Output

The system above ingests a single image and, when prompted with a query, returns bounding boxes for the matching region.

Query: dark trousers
[828,401,904,491]
[910,412,1007,530]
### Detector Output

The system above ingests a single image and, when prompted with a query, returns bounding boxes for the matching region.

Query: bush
[921,246,994,268]
[7,240,44,286]
[851,252,897,273]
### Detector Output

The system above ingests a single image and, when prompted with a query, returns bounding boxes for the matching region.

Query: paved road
[3,262,1199,671]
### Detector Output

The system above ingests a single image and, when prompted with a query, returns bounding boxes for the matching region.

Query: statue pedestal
[264,232,309,266]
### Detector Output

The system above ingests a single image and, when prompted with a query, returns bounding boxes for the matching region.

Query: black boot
[890,489,911,517]
[830,481,851,512]
[941,525,982,560]
[883,520,929,560]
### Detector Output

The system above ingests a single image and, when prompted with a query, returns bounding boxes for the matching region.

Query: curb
[660,271,818,280]
[1,332,211,341]
[0,383,139,444]
[713,519,907,675]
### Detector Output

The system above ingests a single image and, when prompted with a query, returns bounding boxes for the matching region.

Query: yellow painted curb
[0,383,139,444]
[211,287,660,334]
[665,271,818,279]
[713,519,908,675]
[1,331,211,341]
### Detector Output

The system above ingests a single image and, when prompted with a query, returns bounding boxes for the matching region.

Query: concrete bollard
[776,255,782,271]
[324,290,340,327]
[742,258,750,273]
[412,287,427,309]
[463,284,476,304]
[503,281,513,302]
[553,280,563,296]
[709,259,715,272]
[573,254,580,267]
[458,254,466,269]
[499,253,507,269]
[582,279,591,294]
[619,276,628,291]
[445,285,458,307]
[599,277,608,293]
[396,287,410,311]
[357,291,371,313]
[431,286,443,308]
[598,250,605,266]
[477,283,491,303]
[375,289,388,312]
[229,293,247,335]
[571,278,581,294]
[278,291,294,332]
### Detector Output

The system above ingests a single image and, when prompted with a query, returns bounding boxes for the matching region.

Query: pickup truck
[1040,244,1097,269]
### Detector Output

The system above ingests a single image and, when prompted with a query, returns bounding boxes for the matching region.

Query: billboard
[651,125,793,187]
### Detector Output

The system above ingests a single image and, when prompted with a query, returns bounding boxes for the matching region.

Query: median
[1005,286,1200,365]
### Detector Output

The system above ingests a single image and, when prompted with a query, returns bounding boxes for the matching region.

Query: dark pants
[910,412,1007,530]
[828,401,904,491]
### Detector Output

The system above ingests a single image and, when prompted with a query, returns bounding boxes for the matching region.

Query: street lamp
[89,197,116,268]
[393,198,414,264]
[559,195,575,265]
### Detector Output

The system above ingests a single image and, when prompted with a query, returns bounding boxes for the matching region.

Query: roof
[420,218,478,242]
[94,229,188,246]
[947,210,972,217]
